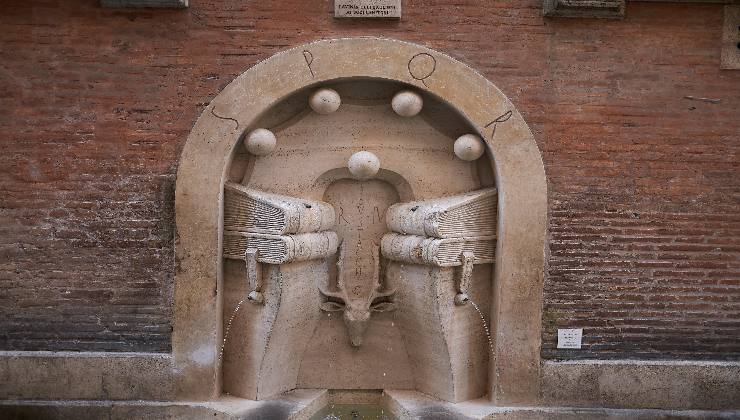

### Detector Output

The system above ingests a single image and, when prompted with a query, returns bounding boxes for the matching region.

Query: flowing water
[309,404,396,420]
[219,299,245,362]
[468,299,494,355]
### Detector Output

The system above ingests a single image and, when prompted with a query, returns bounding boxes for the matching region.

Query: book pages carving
[380,233,495,267]
[224,182,335,235]
[385,188,497,238]
[223,231,339,264]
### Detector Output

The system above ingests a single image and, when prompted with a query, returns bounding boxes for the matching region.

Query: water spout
[454,251,475,306]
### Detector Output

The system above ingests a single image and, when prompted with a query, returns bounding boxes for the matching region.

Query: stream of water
[309,404,396,420]
[468,299,494,355]
[219,299,245,363]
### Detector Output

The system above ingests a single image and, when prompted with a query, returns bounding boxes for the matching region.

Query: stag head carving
[319,243,396,347]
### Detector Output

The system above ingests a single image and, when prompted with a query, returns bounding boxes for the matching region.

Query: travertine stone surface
[243,92,482,200]
[0,351,173,400]
[229,77,498,394]
[391,263,492,402]
[0,391,328,420]
[541,360,740,410]
[222,262,323,400]
[382,390,740,420]
[232,78,493,389]
[174,38,547,404]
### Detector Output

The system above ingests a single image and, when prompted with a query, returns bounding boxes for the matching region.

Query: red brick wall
[0,0,738,357]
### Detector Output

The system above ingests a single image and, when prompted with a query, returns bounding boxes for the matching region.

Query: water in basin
[309,403,396,420]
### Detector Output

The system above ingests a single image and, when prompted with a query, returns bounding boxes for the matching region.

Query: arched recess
[173,37,547,405]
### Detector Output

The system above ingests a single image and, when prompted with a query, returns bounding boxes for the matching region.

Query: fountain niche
[221,80,495,403]
[173,38,547,418]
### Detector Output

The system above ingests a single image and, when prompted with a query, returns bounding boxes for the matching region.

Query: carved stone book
[223,231,339,264]
[380,233,495,267]
[385,188,497,238]
[224,182,336,235]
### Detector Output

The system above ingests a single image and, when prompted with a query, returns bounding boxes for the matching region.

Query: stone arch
[173,37,547,404]
[313,167,415,202]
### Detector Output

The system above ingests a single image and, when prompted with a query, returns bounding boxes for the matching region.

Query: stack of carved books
[222,182,338,264]
[380,188,497,267]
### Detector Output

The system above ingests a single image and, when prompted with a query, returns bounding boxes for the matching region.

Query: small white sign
[557,328,583,349]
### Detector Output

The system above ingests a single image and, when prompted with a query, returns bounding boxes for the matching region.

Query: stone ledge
[100,0,187,8]
[2,391,738,420]
[0,351,173,400]
[542,360,740,410]
[2,351,739,410]
[384,389,740,419]
[543,0,625,18]
[0,390,327,420]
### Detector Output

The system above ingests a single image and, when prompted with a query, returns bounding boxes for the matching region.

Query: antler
[318,241,349,302]
[369,243,396,302]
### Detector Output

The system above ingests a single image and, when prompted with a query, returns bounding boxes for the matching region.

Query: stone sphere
[391,90,423,117]
[454,134,485,161]
[348,151,380,180]
[309,88,341,114]
[244,128,277,156]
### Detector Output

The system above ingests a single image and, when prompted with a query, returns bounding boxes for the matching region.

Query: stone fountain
[171,37,548,419]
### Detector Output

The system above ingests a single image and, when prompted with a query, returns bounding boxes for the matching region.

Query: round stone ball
[454,134,485,161]
[348,151,380,180]
[244,128,277,156]
[391,90,424,117]
[309,88,341,115]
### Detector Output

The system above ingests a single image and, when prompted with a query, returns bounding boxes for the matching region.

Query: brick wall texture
[0,0,738,358]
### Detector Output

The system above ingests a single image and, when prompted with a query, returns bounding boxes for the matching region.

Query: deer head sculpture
[319,243,396,347]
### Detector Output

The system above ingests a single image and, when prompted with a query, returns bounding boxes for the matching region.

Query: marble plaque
[557,329,583,349]
[335,0,401,18]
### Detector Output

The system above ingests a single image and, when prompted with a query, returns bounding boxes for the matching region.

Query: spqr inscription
[484,110,512,140]
[408,52,437,87]
[324,179,400,298]
[210,106,239,130]
[303,50,315,78]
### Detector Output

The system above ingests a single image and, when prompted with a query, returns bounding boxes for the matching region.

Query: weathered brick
[1,0,738,360]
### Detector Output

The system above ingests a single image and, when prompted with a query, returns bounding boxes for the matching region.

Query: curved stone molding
[174,37,548,403]
[312,168,415,202]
